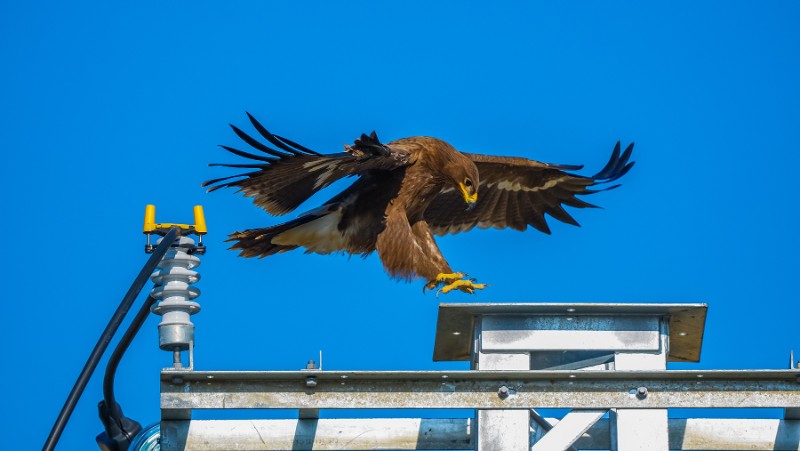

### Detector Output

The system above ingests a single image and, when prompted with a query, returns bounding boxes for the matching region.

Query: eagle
[203,114,634,294]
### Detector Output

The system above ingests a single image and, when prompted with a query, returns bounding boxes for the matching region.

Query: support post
[474,317,531,451]
[610,318,670,451]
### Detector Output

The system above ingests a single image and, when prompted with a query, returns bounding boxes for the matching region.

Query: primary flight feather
[203,114,634,294]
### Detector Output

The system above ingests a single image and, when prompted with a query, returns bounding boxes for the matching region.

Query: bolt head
[498,385,510,399]
[306,376,318,388]
[636,386,648,399]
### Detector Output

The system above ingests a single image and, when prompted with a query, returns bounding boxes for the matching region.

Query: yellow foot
[439,279,487,295]
[424,272,465,291]
[424,272,487,295]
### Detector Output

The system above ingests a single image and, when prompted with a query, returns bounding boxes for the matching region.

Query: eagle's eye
[464,178,474,188]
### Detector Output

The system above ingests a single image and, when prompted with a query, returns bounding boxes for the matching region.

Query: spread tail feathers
[228,208,346,257]
[228,223,303,258]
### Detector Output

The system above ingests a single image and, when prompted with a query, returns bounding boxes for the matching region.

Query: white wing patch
[492,177,566,192]
[272,210,347,254]
[302,159,342,190]
[302,159,335,171]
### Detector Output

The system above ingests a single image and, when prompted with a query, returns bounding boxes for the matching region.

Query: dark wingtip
[230,123,289,158]
[621,142,634,161]
[218,144,277,162]
[245,113,320,156]
[593,141,635,182]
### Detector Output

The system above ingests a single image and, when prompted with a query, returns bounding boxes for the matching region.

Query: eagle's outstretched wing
[202,113,411,215]
[424,142,634,235]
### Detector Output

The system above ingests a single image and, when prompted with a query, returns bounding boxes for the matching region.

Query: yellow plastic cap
[193,205,207,234]
[143,204,156,233]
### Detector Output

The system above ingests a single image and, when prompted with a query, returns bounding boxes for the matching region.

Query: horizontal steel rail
[162,369,800,416]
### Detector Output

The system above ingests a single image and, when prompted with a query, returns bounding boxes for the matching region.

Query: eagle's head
[453,161,479,209]
[440,145,480,210]
[393,136,480,210]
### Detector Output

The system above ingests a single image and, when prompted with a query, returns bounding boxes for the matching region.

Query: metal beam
[161,370,800,414]
[159,418,800,450]
[160,418,473,451]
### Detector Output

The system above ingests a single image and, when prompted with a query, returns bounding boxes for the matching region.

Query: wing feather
[246,112,320,156]
[425,142,634,235]
[523,192,552,234]
[203,115,411,215]
[504,192,526,231]
[490,188,510,229]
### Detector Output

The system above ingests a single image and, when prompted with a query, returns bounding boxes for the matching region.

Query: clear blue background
[2,2,799,449]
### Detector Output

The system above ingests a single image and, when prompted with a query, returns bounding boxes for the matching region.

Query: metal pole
[43,227,181,451]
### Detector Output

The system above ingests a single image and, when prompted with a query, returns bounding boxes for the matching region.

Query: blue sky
[2,1,799,449]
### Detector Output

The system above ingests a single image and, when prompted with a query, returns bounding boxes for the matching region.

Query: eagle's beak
[459,182,478,210]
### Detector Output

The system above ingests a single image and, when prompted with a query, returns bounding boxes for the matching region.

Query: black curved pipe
[102,294,157,417]
[44,227,181,451]
[95,294,159,450]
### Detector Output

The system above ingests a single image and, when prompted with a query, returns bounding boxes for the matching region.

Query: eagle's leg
[378,217,487,295]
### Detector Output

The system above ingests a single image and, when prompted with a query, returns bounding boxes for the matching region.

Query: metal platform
[159,302,800,451]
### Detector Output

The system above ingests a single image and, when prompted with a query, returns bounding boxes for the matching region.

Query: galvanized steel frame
[160,302,799,450]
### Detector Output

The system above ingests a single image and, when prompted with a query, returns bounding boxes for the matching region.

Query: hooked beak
[458,182,478,210]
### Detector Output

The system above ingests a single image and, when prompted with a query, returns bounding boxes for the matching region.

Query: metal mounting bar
[161,369,800,418]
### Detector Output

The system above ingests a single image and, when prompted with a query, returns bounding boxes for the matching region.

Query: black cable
[95,294,158,449]
[44,227,181,451]
[102,294,157,413]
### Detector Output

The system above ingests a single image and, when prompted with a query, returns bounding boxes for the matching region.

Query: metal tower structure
[156,302,800,450]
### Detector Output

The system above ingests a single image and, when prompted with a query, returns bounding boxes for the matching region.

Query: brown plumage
[203,114,634,294]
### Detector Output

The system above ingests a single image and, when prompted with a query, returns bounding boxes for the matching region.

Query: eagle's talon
[439,279,486,295]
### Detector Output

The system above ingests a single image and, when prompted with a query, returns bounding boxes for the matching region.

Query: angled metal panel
[434,303,707,362]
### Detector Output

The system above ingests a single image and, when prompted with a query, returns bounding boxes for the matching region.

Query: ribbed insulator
[150,236,201,351]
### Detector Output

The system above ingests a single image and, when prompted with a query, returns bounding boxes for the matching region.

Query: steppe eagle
[203,114,634,294]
